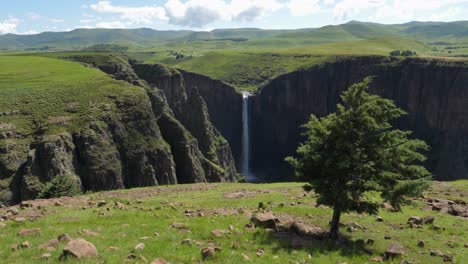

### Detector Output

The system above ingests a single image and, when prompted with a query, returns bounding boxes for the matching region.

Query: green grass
[0,55,146,136]
[0,181,466,263]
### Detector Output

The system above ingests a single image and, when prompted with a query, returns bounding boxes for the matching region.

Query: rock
[61,238,98,259]
[201,247,220,259]
[115,201,125,210]
[430,249,444,257]
[256,248,265,257]
[38,239,59,251]
[211,229,227,237]
[417,240,425,248]
[41,253,52,259]
[443,254,453,262]
[370,256,384,262]
[107,246,119,251]
[11,244,18,251]
[422,216,435,224]
[58,233,72,243]
[140,236,149,240]
[18,228,41,236]
[250,211,276,229]
[385,243,404,259]
[229,225,235,231]
[96,200,107,207]
[134,243,145,251]
[171,222,189,230]
[376,216,383,222]
[242,253,251,261]
[20,201,33,209]
[151,258,169,264]
[8,208,19,215]
[446,240,457,248]
[20,241,32,249]
[292,222,323,238]
[347,226,356,232]
[367,239,375,245]
[407,216,422,225]
[14,217,27,222]
[464,243,468,248]
[448,204,464,216]
[181,239,192,245]
[55,201,64,206]
[244,223,256,231]
[127,253,137,259]
[384,234,391,240]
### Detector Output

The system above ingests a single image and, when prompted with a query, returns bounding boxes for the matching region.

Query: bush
[39,175,82,199]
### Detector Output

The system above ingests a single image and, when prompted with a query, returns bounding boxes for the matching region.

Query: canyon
[1,55,467,205]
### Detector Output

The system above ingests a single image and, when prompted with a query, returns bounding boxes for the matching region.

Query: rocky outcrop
[132,63,237,182]
[180,71,243,167]
[251,56,468,181]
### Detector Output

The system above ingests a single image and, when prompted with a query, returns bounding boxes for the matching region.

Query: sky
[0,0,467,35]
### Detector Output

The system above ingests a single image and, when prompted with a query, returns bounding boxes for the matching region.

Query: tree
[286,77,431,239]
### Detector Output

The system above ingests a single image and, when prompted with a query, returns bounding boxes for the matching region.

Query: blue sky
[1,0,467,34]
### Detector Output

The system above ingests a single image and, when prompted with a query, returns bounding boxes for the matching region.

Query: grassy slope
[164,37,431,91]
[0,181,466,263]
[0,55,146,136]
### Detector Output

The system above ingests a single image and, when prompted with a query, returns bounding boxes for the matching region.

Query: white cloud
[90,1,167,25]
[0,17,20,34]
[333,0,386,21]
[288,0,321,16]
[373,0,468,21]
[27,12,41,21]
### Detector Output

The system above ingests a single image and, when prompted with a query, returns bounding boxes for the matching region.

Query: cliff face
[0,55,237,206]
[251,56,468,181]
[180,71,243,168]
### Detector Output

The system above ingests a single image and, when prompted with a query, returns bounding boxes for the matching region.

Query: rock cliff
[251,56,468,181]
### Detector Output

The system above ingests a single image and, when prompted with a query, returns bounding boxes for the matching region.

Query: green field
[0,181,466,263]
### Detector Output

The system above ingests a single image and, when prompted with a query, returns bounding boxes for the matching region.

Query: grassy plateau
[0,181,466,263]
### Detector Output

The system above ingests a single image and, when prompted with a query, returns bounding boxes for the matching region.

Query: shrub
[39,175,82,199]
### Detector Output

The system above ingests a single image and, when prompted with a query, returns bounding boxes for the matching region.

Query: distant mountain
[0,21,467,51]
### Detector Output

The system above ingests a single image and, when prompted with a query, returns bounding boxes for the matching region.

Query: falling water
[241,91,254,181]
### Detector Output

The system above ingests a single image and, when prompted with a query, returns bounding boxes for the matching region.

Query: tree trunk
[330,207,341,239]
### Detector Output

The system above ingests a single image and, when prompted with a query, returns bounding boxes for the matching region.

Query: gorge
[1,54,468,206]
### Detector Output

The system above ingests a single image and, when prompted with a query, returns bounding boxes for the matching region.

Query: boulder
[448,204,464,216]
[430,249,444,257]
[293,222,323,238]
[417,240,425,248]
[385,243,404,259]
[134,243,145,251]
[250,211,276,229]
[407,216,422,225]
[422,216,435,224]
[61,238,98,259]
[201,247,221,259]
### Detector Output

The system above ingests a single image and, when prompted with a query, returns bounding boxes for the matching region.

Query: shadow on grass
[253,230,374,258]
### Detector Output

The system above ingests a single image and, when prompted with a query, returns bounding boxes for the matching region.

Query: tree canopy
[287,77,431,239]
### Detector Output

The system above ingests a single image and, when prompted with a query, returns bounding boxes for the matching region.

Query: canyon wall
[250,56,468,181]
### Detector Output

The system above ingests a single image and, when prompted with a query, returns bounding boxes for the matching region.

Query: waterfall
[241,91,254,181]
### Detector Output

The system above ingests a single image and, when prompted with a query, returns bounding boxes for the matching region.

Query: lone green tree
[286,78,431,239]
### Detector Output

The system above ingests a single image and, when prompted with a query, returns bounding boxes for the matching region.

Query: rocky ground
[0,181,466,263]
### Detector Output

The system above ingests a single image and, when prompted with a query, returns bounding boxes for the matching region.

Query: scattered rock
[41,253,52,259]
[367,239,375,245]
[61,238,98,259]
[385,243,404,259]
[443,254,453,262]
[201,247,221,259]
[140,236,149,241]
[293,222,323,238]
[446,240,457,248]
[256,248,265,257]
[151,258,169,264]
[20,201,33,209]
[18,228,41,236]
[20,241,32,249]
[407,216,422,225]
[11,244,18,251]
[430,249,444,257]
[417,240,425,248]
[211,229,228,237]
[38,239,59,251]
[96,200,107,207]
[171,222,189,230]
[127,253,137,260]
[384,234,391,240]
[250,211,276,229]
[370,256,384,262]
[14,217,27,223]
[115,201,125,210]
[244,223,256,231]
[55,201,64,206]
[448,204,464,216]
[107,246,119,251]
[242,253,251,261]
[376,216,383,222]
[134,243,145,251]
[422,216,435,224]
[58,233,72,243]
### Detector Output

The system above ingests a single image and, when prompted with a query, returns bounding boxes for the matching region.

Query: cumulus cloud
[90,1,167,25]
[373,0,468,21]
[333,0,386,21]
[0,17,20,34]
[96,21,126,28]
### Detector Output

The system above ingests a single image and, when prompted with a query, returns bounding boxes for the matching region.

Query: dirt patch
[224,190,258,199]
